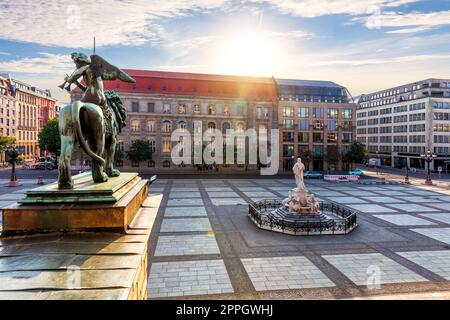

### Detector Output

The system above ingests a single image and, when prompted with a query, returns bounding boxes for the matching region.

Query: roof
[275,78,344,88]
[123,69,275,84]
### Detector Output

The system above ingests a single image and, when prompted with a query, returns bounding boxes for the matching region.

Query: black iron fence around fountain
[248,199,358,235]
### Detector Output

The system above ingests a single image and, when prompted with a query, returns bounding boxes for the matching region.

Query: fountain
[248,158,358,235]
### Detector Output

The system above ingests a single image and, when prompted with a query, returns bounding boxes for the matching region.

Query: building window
[149,140,156,153]
[313,132,323,143]
[283,107,294,117]
[131,102,139,113]
[162,85,167,91]
[163,160,171,167]
[147,85,152,91]
[147,160,155,167]
[327,108,338,119]
[178,104,186,114]
[223,105,230,115]
[147,120,155,132]
[163,103,171,114]
[298,132,308,143]
[327,120,337,131]
[298,107,309,118]
[194,104,201,114]
[313,108,324,118]
[162,138,171,153]
[256,107,269,118]
[313,120,324,130]
[222,122,231,135]
[258,124,268,135]
[207,122,216,133]
[208,104,216,115]
[342,109,353,119]
[162,120,172,132]
[283,119,294,129]
[283,145,294,157]
[177,121,187,132]
[131,119,140,132]
[298,120,309,131]
[147,103,155,113]
[313,145,323,157]
[342,133,352,143]
[327,133,337,143]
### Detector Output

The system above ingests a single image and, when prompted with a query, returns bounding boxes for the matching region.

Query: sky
[1,0,450,104]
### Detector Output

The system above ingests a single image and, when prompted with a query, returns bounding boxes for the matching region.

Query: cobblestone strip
[199,180,258,299]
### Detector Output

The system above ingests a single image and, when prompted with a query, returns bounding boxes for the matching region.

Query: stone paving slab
[170,188,199,192]
[326,197,368,204]
[155,235,220,256]
[387,203,438,212]
[243,191,278,198]
[241,256,335,291]
[148,260,233,298]
[204,188,233,192]
[210,198,248,206]
[374,190,409,196]
[398,196,442,203]
[313,191,345,197]
[0,201,14,209]
[348,204,398,213]
[420,213,450,224]
[169,192,202,198]
[405,190,441,196]
[164,207,207,217]
[426,204,450,212]
[207,191,240,198]
[410,228,450,245]
[344,190,375,196]
[373,214,436,226]
[362,197,406,203]
[167,198,205,207]
[0,194,25,200]
[323,253,427,286]
[397,250,450,280]
[160,218,212,233]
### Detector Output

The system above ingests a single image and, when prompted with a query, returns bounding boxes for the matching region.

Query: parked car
[303,171,323,179]
[34,161,55,170]
[348,169,364,176]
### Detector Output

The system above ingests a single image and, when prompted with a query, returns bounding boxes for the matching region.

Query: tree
[299,149,314,170]
[38,119,60,155]
[0,135,15,148]
[345,142,369,166]
[325,145,340,170]
[114,145,124,166]
[126,140,152,166]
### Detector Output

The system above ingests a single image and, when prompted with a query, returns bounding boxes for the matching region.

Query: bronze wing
[90,54,136,83]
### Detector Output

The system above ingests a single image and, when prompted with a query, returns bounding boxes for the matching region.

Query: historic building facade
[276,79,356,172]
[356,79,450,170]
[1,74,56,162]
[0,75,17,163]
[73,70,278,171]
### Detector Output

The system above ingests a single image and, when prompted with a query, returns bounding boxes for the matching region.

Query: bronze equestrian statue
[57,53,135,189]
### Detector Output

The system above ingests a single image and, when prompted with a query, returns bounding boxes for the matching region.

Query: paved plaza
[3,177,450,299]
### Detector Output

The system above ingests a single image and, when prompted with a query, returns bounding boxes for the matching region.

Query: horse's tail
[71,101,106,165]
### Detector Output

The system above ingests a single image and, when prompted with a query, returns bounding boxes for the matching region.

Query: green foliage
[38,119,60,155]
[325,145,340,164]
[114,145,125,163]
[0,135,16,148]
[126,140,152,165]
[344,141,369,164]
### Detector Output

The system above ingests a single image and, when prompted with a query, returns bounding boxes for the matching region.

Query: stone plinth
[1,172,149,237]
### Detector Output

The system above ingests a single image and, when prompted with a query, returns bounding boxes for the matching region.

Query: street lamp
[1,143,21,187]
[420,150,437,185]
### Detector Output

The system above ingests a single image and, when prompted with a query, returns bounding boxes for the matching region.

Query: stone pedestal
[1,172,149,237]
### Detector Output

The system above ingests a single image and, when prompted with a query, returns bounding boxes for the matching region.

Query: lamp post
[420,150,437,185]
[2,143,20,187]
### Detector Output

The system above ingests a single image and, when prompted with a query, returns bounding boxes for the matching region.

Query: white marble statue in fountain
[293,158,307,192]
[282,158,320,214]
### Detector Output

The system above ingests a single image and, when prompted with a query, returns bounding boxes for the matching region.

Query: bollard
[37,176,44,185]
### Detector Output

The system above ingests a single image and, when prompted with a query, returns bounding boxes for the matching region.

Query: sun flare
[218,32,278,76]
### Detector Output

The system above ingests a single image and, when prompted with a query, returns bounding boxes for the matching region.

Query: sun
[217,32,278,76]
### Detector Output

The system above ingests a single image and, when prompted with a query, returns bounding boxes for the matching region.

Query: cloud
[251,0,418,18]
[308,54,450,66]
[0,0,227,48]
[0,52,11,56]
[0,53,72,74]
[359,9,450,33]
